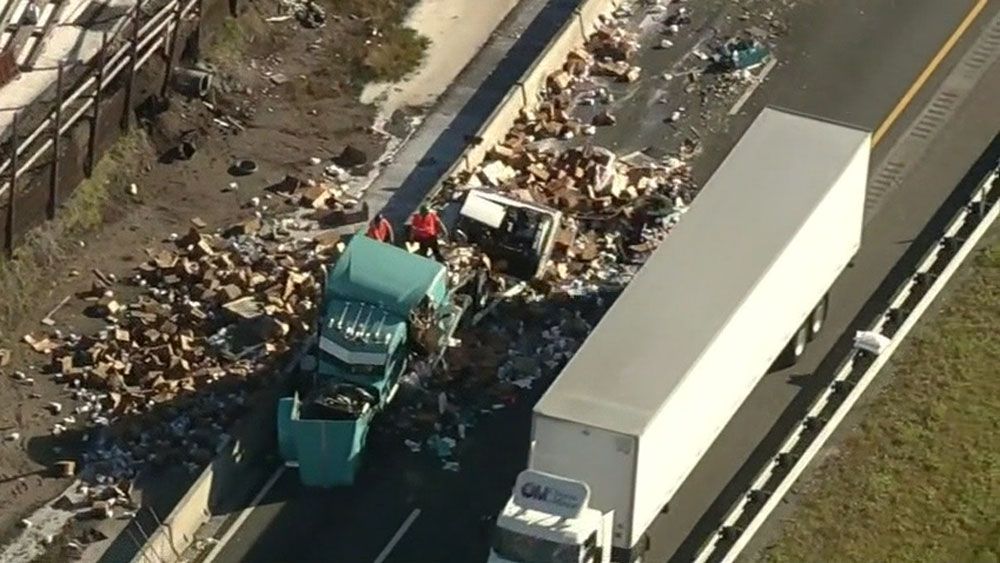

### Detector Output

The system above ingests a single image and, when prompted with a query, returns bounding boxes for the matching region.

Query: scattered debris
[334,144,368,168]
[230,159,259,176]
[713,37,770,71]
[854,330,891,355]
[23,333,57,354]
[11,205,341,499]
[54,460,76,477]
[41,295,73,327]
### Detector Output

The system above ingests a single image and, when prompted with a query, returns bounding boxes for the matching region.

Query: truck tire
[808,294,829,339]
[774,322,809,369]
[792,323,808,358]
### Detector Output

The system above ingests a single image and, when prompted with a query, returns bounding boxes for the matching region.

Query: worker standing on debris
[409,204,448,261]
[365,212,394,243]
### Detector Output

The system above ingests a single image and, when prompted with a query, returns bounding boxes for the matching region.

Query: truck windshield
[492,526,582,563]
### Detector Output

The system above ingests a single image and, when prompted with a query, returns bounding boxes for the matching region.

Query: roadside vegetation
[0,130,150,338]
[758,235,1000,563]
[332,0,429,82]
[207,0,428,86]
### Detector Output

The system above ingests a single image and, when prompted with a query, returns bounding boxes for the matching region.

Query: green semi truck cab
[277,235,467,487]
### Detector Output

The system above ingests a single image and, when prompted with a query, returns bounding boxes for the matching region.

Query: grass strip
[759,236,1000,563]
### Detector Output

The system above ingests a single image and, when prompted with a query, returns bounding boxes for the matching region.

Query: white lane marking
[728,56,778,116]
[373,509,422,563]
[202,466,286,563]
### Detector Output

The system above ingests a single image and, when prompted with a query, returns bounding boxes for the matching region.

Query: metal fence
[0,0,201,255]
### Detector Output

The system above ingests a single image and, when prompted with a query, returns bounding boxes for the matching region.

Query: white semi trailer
[488,107,871,563]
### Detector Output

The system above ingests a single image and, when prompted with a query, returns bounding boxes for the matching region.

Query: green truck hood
[325,235,448,316]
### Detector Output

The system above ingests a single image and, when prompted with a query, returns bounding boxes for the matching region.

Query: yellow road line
[872,0,990,147]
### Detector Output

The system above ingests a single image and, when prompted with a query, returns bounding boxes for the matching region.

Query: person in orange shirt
[409,204,448,261]
[365,212,394,243]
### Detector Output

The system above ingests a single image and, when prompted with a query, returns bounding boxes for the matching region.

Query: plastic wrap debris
[714,38,770,71]
[854,331,891,355]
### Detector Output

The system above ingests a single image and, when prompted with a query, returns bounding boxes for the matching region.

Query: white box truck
[488,107,871,563]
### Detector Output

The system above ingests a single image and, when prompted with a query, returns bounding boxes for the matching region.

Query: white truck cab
[488,470,614,563]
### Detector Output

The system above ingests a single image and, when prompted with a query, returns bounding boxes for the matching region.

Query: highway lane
[661,9,1000,563]
[206,1,1000,562]
[737,85,1000,563]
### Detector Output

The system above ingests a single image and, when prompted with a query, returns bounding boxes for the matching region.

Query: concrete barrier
[122,341,307,563]
[444,0,621,180]
[461,88,523,172]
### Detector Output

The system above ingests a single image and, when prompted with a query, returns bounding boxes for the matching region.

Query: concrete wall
[125,388,287,562]
[121,341,306,563]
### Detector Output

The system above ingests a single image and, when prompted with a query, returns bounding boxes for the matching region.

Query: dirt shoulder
[0,0,425,544]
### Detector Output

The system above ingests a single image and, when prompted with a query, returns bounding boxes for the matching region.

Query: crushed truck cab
[277,236,467,487]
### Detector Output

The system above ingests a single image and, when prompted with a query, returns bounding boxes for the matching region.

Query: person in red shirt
[365,213,394,243]
[409,204,448,261]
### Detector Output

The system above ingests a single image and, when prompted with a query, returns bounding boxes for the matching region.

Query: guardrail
[0,0,200,255]
[692,160,1000,563]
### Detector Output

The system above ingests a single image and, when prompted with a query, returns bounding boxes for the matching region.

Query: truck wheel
[808,294,829,339]
[774,322,809,369]
[792,323,808,358]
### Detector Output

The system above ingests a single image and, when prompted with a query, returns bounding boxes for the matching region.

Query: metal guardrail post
[88,32,108,177]
[123,0,142,131]
[48,61,64,219]
[161,0,183,98]
[5,112,17,257]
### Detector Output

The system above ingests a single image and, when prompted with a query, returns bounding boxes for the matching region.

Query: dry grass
[358,25,429,83]
[758,237,1000,563]
[205,0,427,88]
[0,130,149,338]
[325,0,428,85]
[206,15,268,67]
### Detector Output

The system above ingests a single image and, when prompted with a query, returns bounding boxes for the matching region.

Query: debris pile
[267,175,369,226]
[20,215,338,496]
[587,25,641,82]
[445,141,694,291]
[523,22,640,141]
[276,0,326,28]
[386,6,719,469]
[385,298,602,471]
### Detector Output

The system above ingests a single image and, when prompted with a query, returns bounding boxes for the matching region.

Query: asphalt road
[206,1,1000,562]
